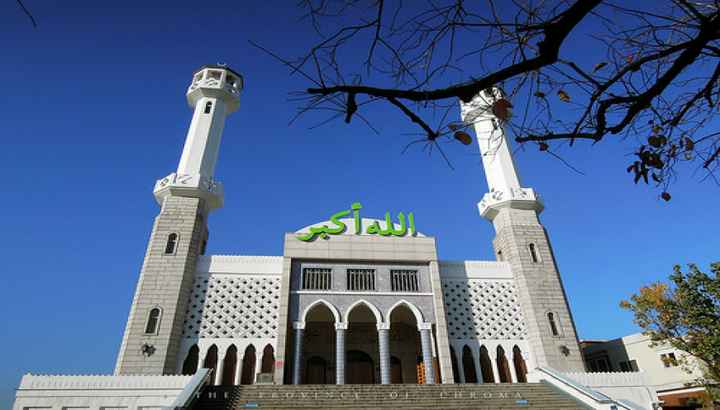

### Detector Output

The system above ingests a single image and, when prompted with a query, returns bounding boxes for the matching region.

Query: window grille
[301,268,332,290]
[346,269,376,291]
[391,269,419,292]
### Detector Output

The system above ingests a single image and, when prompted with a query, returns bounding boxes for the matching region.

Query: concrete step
[191,383,587,409]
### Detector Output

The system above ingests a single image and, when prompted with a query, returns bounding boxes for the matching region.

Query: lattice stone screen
[183,274,281,339]
[442,279,527,340]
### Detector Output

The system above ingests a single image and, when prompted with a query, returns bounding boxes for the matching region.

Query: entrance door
[390,356,403,384]
[305,356,327,384]
[346,350,375,384]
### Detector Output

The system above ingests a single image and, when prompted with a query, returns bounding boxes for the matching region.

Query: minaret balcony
[478,187,544,220]
[153,172,224,210]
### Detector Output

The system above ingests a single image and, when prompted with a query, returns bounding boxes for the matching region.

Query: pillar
[506,350,518,383]
[490,350,501,383]
[378,322,390,384]
[235,354,244,386]
[197,347,207,374]
[336,322,347,385]
[419,323,435,384]
[215,348,225,385]
[454,346,465,383]
[471,348,483,384]
[292,322,304,385]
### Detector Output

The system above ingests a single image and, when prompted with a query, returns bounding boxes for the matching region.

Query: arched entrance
[388,303,421,384]
[390,356,403,384]
[479,345,495,383]
[301,303,336,384]
[221,345,237,385]
[462,345,478,383]
[240,345,256,385]
[513,346,528,383]
[497,346,512,383]
[203,345,218,377]
[347,350,375,384]
[449,346,460,383]
[346,302,380,384]
[182,345,199,375]
[261,344,275,374]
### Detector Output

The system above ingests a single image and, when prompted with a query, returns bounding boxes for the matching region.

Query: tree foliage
[264,0,720,196]
[621,262,720,401]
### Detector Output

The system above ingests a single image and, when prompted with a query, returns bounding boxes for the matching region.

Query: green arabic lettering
[352,202,362,234]
[326,209,350,235]
[408,212,416,236]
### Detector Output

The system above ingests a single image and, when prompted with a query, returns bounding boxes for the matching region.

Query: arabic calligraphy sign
[296,202,417,242]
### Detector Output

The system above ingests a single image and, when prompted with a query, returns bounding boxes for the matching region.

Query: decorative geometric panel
[182,275,281,338]
[442,279,527,340]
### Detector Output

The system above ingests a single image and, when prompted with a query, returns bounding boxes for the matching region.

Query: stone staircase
[191,383,588,409]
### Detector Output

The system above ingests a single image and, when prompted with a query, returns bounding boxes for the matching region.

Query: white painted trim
[292,290,433,296]
[387,299,424,324]
[344,299,384,323]
[301,299,341,323]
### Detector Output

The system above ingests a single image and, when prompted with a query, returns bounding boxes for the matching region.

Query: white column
[336,322,347,385]
[197,347,207,372]
[507,350,518,383]
[459,89,522,194]
[490,350,501,383]
[454,346,465,383]
[235,354,244,385]
[471,348,483,383]
[378,322,391,384]
[418,323,435,384]
[252,350,261,384]
[292,322,305,385]
[215,347,226,385]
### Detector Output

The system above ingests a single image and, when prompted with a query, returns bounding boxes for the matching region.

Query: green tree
[621,262,720,403]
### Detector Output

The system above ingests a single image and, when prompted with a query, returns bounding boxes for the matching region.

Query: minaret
[460,89,584,372]
[115,65,242,374]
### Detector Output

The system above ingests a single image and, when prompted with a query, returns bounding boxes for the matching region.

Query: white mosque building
[12,65,662,410]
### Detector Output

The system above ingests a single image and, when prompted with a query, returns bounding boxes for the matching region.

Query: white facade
[583,332,708,397]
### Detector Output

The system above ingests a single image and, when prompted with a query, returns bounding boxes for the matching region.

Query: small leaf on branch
[492,99,513,121]
[557,90,571,102]
[534,91,546,98]
[684,137,694,151]
[593,62,607,72]
[539,142,549,151]
[344,93,357,124]
[661,192,671,201]
[454,131,473,145]
[448,123,461,131]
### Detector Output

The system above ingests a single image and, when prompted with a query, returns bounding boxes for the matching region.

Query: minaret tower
[115,65,242,374]
[460,89,584,372]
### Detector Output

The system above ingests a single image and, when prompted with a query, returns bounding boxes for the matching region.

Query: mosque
[15,64,661,410]
[113,64,583,386]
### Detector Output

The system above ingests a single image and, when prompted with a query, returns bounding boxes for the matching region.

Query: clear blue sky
[1,1,718,407]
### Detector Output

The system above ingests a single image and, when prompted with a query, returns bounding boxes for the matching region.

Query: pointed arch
[461,345,478,383]
[221,345,238,385]
[479,345,495,383]
[386,299,424,324]
[240,344,256,385]
[301,299,341,323]
[203,345,218,377]
[496,345,512,383]
[261,344,275,374]
[345,299,383,323]
[513,345,528,383]
[182,345,199,375]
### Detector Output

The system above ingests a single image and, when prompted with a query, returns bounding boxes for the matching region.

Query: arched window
[204,101,213,114]
[528,243,540,263]
[164,233,178,254]
[548,312,559,336]
[145,307,161,334]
